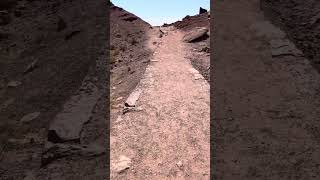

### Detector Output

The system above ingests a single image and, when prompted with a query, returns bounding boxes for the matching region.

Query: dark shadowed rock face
[261,0,320,67]
[199,7,207,14]
[0,0,17,10]
[0,0,109,179]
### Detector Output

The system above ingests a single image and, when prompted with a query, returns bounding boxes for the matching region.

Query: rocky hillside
[172,7,210,81]
[172,8,210,31]
[109,4,157,124]
[0,0,108,179]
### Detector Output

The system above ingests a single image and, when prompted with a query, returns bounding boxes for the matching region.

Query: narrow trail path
[111,28,210,179]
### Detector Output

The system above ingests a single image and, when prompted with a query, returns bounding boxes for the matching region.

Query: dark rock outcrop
[199,7,207,14]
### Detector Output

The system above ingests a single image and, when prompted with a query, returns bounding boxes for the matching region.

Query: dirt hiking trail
[110,27,210,179]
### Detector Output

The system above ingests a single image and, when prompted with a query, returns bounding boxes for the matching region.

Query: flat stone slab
[111,155,131,173]
[125,89,142,107]
[48,81,100,143]
[183,27,209,43]
[251,21,304,57]
[42,142,105,166]
[270,39,303,57]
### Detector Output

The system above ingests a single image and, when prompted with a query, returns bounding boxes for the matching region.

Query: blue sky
[112,0,210,26]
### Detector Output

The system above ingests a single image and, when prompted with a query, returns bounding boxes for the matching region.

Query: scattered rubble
[48,81,101,143]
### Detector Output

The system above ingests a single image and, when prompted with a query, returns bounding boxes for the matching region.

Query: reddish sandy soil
[111,26,210,180]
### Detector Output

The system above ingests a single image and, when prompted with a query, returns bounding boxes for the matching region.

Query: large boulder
[183,27,209,43]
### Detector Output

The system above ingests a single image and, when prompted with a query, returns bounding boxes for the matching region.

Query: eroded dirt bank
[213,0,320,179]
[0,0,108,179]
